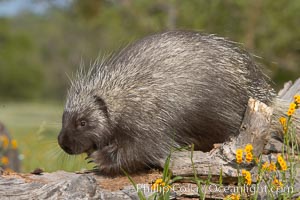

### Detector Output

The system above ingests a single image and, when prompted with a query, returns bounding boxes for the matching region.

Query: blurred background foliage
[0,0,299,172]
[0,0,299,101]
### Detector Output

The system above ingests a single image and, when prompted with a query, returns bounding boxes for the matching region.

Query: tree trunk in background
[166,0,177,30]
[244,0,262,50]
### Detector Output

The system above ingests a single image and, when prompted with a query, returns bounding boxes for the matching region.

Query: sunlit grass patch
[0,102,93,172]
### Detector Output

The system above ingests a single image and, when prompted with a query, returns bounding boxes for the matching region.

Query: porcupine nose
[58,131,74,154]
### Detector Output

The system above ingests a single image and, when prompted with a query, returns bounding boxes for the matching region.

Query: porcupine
[58,30,299,175]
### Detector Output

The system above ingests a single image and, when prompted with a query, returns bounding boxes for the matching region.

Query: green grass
[0,102,93,172]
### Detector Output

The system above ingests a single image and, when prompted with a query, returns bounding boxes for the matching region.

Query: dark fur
[58,30,275,175]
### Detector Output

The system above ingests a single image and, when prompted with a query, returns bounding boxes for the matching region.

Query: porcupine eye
[80,120,87,127]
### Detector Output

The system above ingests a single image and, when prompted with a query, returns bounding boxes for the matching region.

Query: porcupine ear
[93,95,109,118]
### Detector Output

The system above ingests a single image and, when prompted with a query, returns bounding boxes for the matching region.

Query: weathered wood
[0,171,141,200]
[278,77,300,102]
[275,78,300,145]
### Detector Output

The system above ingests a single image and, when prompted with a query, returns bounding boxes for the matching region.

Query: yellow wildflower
[294,95,300,104]
[245,152,253,163]
[0,135,9,149]
[277,155,287,171]
[244,144,253,153]
[269,162,277,171]
[287,109,294,116]
[241,169,247,176]
[1,156,9,165]
[241,169,252,185]
[151,178,171,191]
[290,102,297,109]
[279,117,287,129]
[272,178,283,189]
[155,178,163,184]
[236,149,243,164]
[262,162,268,170]
[245,178,252,185]
[261,161,277,171]
[287,102,297,116]
[151,178,161,190]
[279,117,287,125]
[11,139,18,149]
[225,193,240,200]
[151,183,158,190]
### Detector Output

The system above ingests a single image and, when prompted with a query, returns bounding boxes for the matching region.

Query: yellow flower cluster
[287,94,300,116]
[287,102,297,116]
[11,139,18,149]
[151,178,163,190]
[262,161,277,171]
[279,117,287,132]
[241,169,252,185]
[0,136,18,149]
[294,94,300,104]
[225,193,240,200]
[277,155,287,171]
[1,156,9,165]
[272,178,283,189]
[262,156,287,189]
[244,144,253,152]
[151,178,171,191]
[269,162,277,171]
[236,149,243,164]
[245,153,253,163]
[244,144,253,163]
[236,144,253,164]
[1,136,18,167]
[0,135,9,149]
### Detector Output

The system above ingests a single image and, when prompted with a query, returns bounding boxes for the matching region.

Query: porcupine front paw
[89,144,123,175]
